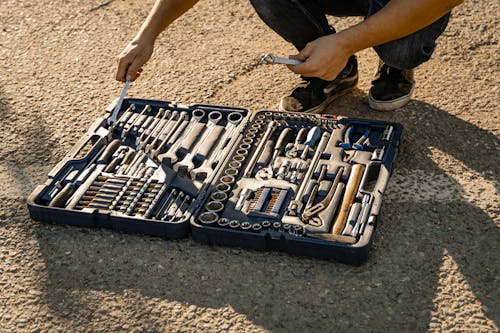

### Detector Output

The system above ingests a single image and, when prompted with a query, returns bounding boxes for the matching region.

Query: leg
[249,0,331,51]
[368,1,451,69]
[249,0,368,50]
[366,1,451,110]
[250,0,363,112]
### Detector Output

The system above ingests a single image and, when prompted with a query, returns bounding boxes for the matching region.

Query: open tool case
[28,98,403,264]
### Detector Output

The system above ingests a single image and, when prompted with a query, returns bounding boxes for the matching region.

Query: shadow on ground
[31,94,499,332]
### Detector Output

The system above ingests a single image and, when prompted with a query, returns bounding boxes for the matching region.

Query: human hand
[115,38,154,82]
[287,34,354,81]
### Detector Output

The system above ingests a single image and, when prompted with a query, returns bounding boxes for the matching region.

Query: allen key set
[28,97,403,264]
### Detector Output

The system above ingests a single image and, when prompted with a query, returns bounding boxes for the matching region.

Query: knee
[373,12,451,69]
[374,37,436,69]
[250,0,287,18]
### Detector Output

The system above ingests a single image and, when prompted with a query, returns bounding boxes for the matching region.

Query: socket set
[28,98,403,264]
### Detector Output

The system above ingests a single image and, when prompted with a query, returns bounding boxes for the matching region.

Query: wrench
[141,109,172,149]
[287,131,330,216]
[260,54,303,66]
[153,113,190,160]
[136,108,165,147]
[285,127,307,158]
[108,80,130,126]
[190,112,243,180]
[302,166,344,220]
[121,104,150,139]
[242,120,278,178]
[159,109,205,166]
[174,111,222,174]
[147,110,179,153]
[256,127,293,180]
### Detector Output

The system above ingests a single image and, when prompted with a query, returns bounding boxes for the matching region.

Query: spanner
[260,54,303,66]
[190,111,243,180]
[174,111,222,174]
[159,109,205,166]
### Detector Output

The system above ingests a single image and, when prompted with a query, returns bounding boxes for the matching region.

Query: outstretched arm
[289,0,463,80]
[116,0,200,82]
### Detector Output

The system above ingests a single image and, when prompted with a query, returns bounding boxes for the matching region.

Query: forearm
[339,0,462,54]
[135,0,200,43]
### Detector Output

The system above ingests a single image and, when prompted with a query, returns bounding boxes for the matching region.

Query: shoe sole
[368,86,414,111]
[279,74,358,114]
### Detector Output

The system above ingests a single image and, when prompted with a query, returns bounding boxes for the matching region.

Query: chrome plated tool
[108,80,130,126]
[260,54,303,66]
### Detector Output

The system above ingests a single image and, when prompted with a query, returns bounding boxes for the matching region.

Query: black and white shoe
[368,61,415,111]
[279,55,358,113]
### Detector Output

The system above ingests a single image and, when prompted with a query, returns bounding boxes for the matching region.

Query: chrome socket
[228,160,242,169]
[199,212,219,225]
[224,168,239,177]
[220,175,235,185]
[205,201,225,213]
[252,223,263,232]
[232,155,245,163]
[217,218,230,227]
[229,220,240,229]
[210,191,228,202]
[216,183,232,193]
[241,222,252,231]
[235,148,248,156]
[261,221,271,229]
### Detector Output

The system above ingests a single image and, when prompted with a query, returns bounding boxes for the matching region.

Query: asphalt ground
[0,0,498,331]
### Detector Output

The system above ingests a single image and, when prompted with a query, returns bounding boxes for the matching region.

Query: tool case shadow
[27,98,403,264]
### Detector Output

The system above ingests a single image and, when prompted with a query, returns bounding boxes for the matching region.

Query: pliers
[339,126,370,150]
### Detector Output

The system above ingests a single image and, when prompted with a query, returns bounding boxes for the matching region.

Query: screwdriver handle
[275,128,293,152]
[295,128,308,145]
[97,139,122,164]
[304,127,322,148]
[48,183,74,207]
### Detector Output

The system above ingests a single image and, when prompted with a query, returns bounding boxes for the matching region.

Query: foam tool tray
[27,98,403,264]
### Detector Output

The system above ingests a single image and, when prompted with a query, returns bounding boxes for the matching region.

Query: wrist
[335,27,368,55]
[134,27,159,46]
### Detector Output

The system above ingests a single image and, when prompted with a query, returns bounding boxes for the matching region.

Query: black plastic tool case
[28,98,403,264]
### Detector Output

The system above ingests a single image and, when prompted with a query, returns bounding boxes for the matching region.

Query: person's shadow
[19,90,499,331]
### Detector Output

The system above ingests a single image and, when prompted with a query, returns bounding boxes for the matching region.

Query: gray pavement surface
[0,0,499,331]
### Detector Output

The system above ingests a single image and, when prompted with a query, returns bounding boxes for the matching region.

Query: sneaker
[279,55,358,113]
[368,61,415,111]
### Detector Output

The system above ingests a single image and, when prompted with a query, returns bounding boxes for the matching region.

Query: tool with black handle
[49,139,121,208]
[302,166,344,221]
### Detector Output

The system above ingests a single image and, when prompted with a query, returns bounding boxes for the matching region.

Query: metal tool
[260,54,303,66]
[381,125,394,141]
[148,110,179,153]
[302,166,344,221]
[303,164,327,212]
[300,127,322,159]
[50,140,122,208]
[121,104,150,139]
[286,127,307,158]
[287,131,330,216]
[160,110,205,165]
[108,80,130,126]
[371,146,385,161]
[174,111,222,174]
[243,120,278,178]
[190,112,243,180]
[137,108,165,147]
[256,127,293,180]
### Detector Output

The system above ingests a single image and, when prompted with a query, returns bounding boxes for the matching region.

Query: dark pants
[250,0,450,69]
